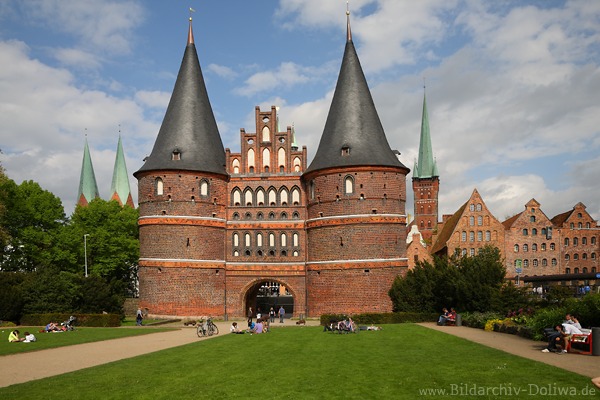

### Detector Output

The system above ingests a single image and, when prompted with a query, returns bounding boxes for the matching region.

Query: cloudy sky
[1,0,599,223]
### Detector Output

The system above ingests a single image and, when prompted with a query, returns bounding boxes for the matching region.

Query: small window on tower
[341,146,350,156]
[172,149,181,160]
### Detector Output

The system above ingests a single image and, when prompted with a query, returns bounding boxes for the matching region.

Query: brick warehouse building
[134,14,410,318]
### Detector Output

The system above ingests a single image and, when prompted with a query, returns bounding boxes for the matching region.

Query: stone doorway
[244,280,294,320]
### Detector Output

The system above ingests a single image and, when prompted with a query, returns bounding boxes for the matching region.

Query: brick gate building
[133,14,410,318]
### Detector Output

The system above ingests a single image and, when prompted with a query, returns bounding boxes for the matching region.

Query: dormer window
[341,146,351,156]
[172,148,181,160]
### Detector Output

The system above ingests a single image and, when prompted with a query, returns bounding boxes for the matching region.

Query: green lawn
[0,324,596,399]
[0,327,174,356]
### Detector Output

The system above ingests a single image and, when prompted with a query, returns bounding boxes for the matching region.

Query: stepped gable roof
[77,136,100,206]
[110,135,134,207]
[414,91,438,179]
[135,18,226,178]
[304,10,406,175]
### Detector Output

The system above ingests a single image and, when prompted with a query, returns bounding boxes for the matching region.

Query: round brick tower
[133,19,229,317]
[302,11,410,316]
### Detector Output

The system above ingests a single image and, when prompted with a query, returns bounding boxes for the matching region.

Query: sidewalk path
[418,322,600,378]
[2,320,597,388]
[0,318,317,388]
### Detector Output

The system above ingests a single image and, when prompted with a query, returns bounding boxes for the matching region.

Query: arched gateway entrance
[244,280,295,319]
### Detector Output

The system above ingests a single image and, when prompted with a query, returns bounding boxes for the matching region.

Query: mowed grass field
[0,327,174,356]
[0,324,596,399]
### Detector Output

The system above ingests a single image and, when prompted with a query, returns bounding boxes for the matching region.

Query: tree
[67,199,139,294]
[389,245,507,313]
[0,179,66,272]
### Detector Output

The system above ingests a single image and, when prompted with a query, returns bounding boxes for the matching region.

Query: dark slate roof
[135,23,226,177]
[430,201,467,255]
[304,34,407,174]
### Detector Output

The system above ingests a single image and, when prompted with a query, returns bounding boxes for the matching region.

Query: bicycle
[196,317,219,337]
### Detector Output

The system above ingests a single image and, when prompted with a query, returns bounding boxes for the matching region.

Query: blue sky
[1,0,599,223]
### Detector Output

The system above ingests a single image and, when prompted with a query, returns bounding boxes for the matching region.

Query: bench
[566,332,592,355]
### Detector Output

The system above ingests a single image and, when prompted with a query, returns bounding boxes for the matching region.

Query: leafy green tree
[0,272,27,322]
[389,245,508,313]
[21,267,79,314]
[0,179,66,272]
[74,275,125,314]
[67,199,139,294]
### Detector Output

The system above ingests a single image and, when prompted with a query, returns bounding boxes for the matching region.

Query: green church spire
[110,135,134,207]
[77,136,100,206]
[415,91,437,179]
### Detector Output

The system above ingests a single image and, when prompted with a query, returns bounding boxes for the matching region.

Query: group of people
[437,307,457,326]
[8,330,36,343]
[230,317,270,335]
[247,306,285,327]
[542,314,585,353]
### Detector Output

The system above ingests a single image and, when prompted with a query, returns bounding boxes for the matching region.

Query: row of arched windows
[570,222,592,229]
[565,253,597,261]
[460,230,492,242]
[513,258,558,267]
[514,243,556,252]
[230,150,302,174]
[522,228,550,236]
[231,186,301,207]
[564,236,597,246]
[232,231,301,258]
[232,211,300,220]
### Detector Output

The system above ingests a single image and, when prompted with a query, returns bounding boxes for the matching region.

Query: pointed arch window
[262,126,270,142]
[263,148,270,172]
[232,159,240,174]
[293,157,301,172]
[257,233,263,247]
[155,178,164,196]
[233,233,239,247]
[280,188,289,206]
[247,148,255,171]
[309,180,315,200]
[244,189,253,206]
[344,175,354,194]
[281,233,287,247]
[269,233,275,247]
[199,179,209,197]
[293,233,299,247]
[268,188,277,206]
[292,188,300,205]
[278,148,286,173]
[232,189,241,206]
[256,188,265,206]
[245,233,251,247]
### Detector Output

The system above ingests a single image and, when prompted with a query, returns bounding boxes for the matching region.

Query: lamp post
[84,234,90,277]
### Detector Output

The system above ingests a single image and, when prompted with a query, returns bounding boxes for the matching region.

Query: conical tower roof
[110,135,134,207]
[77,137,100,206]
[134,19,226,177]
[305,11,406,174]
[414,91,437,179]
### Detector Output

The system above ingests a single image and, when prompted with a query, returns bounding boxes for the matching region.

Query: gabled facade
[551,202,599,275]
[503,199,559,279]
[431,189,504,259]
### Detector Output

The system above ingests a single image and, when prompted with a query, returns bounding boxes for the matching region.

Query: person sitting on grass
[230,322,244,334]
[8,330,24,342]
[23,332,36,343]
[45,322,60,332]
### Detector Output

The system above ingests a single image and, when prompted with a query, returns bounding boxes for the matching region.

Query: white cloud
[53,47,102,69]
[134,90,170,109]
[20,0,144,55]
[235,62,317,96]
[207,63,238,80]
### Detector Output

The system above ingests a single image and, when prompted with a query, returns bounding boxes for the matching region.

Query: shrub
[527,307,566,341]
[319,312,438,326]
[460,311,503,329]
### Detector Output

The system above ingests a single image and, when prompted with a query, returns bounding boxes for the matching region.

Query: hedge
[319,312,438,326]
[20,313,121,327]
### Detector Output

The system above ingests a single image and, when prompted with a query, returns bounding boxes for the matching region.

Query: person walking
[278,306,285,323]
[136,307,143,326]
[269,307,275,323]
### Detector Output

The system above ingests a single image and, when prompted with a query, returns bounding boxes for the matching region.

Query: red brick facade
[136,106,409,318]
[412,177,439,242]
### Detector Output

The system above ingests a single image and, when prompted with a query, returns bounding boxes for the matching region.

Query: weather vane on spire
[189,7,195,21]
[346,1,352,41]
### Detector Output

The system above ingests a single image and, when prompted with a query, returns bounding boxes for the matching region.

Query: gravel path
[1,320,597,388]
